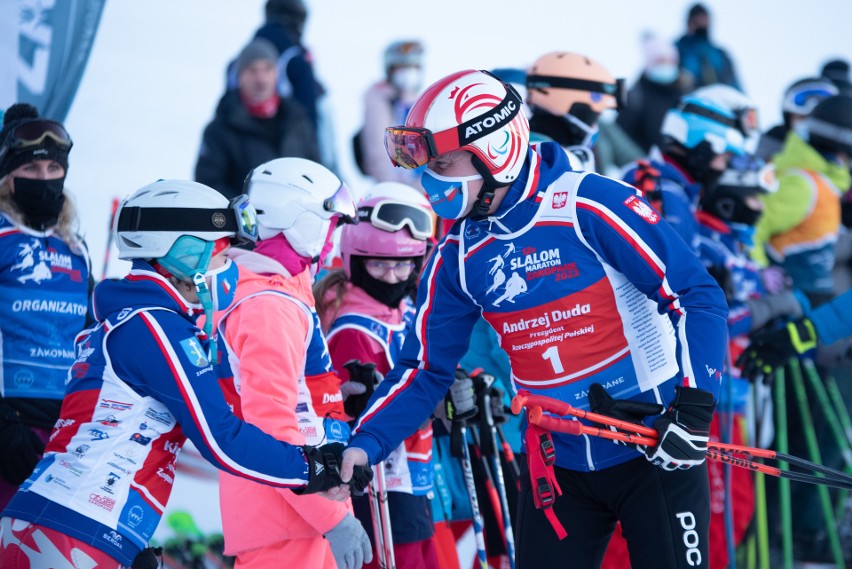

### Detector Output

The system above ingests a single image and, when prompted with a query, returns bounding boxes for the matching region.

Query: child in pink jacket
[214,158,371,569]
[315,182,439,569]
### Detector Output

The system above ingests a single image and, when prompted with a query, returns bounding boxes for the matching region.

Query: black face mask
[692,26,709,39]
[667,141,724,188]
[11,176,66,230]
[350,256,420,308]
[700,187,763,226]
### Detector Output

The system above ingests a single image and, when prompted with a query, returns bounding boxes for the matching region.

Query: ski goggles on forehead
[384,83,524,169]
[789,87,837,110]
[322,182,357,223]
[231,195,259,242]
[682,101,756,137]
[736,107,759,137]
[117,194,259,244]
[358,199,435,239]
[0,119,73,160]
[526,74,627,110]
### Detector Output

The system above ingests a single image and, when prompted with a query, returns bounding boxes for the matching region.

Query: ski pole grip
[528,407,583,435]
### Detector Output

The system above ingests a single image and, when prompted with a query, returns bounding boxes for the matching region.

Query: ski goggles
[384,83,523,169]
[785,85,837,114]
[525,74,627,110]
[682,101,757,138]
[0,120,73,161]
[322,182,358,223]
[357,199,435,239]
[117,194,259,244]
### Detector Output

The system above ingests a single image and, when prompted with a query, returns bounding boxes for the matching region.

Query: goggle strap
[680,102,738,129]
[526,74,620,97]
[117,207,240,234]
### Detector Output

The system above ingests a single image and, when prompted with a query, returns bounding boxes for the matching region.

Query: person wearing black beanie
[0,102,91,511]
[0,103,73,231]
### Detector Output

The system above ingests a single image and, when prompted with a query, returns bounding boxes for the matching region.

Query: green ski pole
[775,366,793,569]
[790,359,846,569]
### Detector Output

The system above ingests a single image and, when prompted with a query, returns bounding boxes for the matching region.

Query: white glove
[447,374,477,419]
[325,512,373,569]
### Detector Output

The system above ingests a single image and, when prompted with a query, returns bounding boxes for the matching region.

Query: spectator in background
[356,40,426,186]
[617,33,690,154]
[753,94,852,307]
[525,51,636,173]
[676,3,741,90]
[0,103,91,510]
[821,58,852,95]
[232,0,321,128]
[755,77,838,162]
[196,38,320,199]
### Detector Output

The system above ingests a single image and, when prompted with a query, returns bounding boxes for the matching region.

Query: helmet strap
[192,272,216,361]
[469,155,502,219]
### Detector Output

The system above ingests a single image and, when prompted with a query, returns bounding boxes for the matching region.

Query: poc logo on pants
[676,511,702,567]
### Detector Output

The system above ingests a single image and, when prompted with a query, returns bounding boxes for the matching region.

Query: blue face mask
[190,258,239,361]
[646,63,679,84]
[421,168,482,219]
[206,258,239,311]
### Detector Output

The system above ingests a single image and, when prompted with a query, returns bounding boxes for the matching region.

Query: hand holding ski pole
[587,383,663,451]
[736,318,818,382]
[447,368,478,422]
[643,385,716,471]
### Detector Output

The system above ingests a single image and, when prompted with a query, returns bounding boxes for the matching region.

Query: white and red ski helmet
[385,69,530,186]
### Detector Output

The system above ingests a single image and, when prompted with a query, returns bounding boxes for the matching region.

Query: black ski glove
[299,442,346,494]
[0,401,45,485]
[644,386,716,471]
[736,318,818,383]
[588,383,663,450]
[298,442,374,495]
[342,360,381,419]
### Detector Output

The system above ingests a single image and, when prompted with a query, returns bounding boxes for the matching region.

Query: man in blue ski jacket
[340,69,728,569]
[0,180,362,568]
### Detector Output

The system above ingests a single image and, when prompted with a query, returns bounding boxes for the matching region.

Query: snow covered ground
[54,0,851,550]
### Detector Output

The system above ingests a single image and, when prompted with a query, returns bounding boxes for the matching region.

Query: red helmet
[341,183,434,278]
[384,69,530,186]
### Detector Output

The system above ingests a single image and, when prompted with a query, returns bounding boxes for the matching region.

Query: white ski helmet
[245,157,357,259]
[691,84,760,138]
[384,69,530,186]
[114,179,256,261]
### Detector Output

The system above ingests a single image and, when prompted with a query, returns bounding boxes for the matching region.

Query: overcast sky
[62,0,852,279]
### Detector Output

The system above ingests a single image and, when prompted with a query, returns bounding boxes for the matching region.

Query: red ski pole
[101,197,120,281]
[515,393,852,490]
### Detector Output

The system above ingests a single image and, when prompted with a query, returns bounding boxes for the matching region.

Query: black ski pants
[515,455,710,569]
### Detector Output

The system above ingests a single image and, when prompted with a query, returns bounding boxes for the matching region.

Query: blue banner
[0,0,106,122]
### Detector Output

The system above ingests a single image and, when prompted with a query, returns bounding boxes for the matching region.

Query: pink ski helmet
[341,182,435,278]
